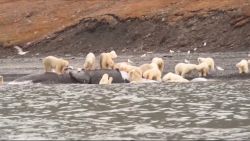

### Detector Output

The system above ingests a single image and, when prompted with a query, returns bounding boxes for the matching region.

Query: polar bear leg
[239,66,244,74]
[245,65,249,73]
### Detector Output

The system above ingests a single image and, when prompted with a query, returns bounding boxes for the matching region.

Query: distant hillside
[0,0,248,47]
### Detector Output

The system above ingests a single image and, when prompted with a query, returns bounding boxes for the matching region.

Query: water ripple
[0,81,250,139]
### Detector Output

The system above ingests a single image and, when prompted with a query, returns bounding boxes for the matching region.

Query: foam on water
[7,80,33,85]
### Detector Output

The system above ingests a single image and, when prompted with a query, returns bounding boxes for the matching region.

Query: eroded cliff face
[0,0,250,57]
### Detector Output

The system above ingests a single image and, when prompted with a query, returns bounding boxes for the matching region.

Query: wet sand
[1,51,250,82]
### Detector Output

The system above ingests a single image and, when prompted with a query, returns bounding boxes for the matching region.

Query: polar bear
[196,62,209,77]
[0,75,3,85]
[139,63,153,74]
[99,73,113,84]
[114,62,137,73]
[152,57,165,72]
[100,50,117,69]
[140,57,165,74]
[197,57,215,71]
[162,72,189,82]
[83,52,96,70]
[114,62,128,71]
[128,67,143,82]
[142,63,162,81]
[175,63,198,77]
[43,56,69,74]
[236,59,249,74]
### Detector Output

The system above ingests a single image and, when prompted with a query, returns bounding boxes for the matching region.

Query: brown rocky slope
[0,0,250,58]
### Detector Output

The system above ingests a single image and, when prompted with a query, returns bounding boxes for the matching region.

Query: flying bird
[141,54,146,57]
[184,59,190,64]
[169,50,174,54]
[193,48,197,51]
[127,59,134,64]
[203,42,207,46]
[187,50,190,54]
[216,66,224,71]
[14,46,29,55]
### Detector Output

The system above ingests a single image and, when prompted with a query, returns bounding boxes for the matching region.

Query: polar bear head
[152,57,164,72]
[128,67,142,82]
[110,50,117,59]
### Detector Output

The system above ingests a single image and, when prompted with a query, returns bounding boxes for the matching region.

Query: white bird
[187,50,190,54]
[191,77,208,82]
[147,51,153,54]
[169,50,174,54]
[141,54,146,57]
[77,68,82,72]
[248,54,250,57]
[127,59,134,64]
[216,66,224,71]
[193,48,197,51]
[14,46,29,55]
[203,42,207,46]
[184,59,190,64]
[67,66,74,70]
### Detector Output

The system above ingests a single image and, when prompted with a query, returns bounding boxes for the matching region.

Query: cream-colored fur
[196,62,209,77]
[83,52,96,70]
[99,73,113,84]
[142,63,162,81]
[236,59,249,74]
[139,57,165,74]
[114,62,129,71]
[152,57,164,72]
[198,57,215,71]
[114,62,137,73]
[175,63,197,77]
[110,50,117,58]
[139,63,153,74]
[162,72,189,82]
[128,67,143,83]
[100,51,117,69]
[43,56,69,74]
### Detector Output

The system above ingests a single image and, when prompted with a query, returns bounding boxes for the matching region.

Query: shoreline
[1,52,250,82]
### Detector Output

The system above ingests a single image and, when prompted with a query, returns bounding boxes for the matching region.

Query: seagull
[127,59,134,64]
[187,50,190,54]
[193,48,197,51]
[203,42,207,46]
[14,46,29,55]
[216,66,224,71]
[77,68,82,72]
[184,59,190,64]
[141,54,146,57]
[169,50,174,54]
[67,66,74,70]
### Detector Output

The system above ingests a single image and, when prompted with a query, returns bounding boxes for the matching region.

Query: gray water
[1,80,250,140]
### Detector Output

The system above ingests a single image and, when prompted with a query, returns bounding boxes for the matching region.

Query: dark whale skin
[13,69,129,84]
